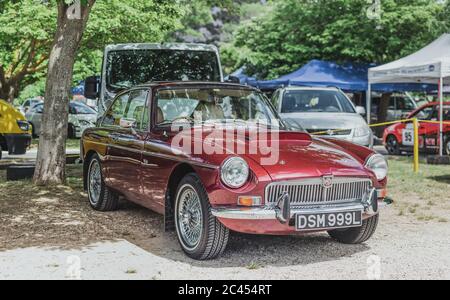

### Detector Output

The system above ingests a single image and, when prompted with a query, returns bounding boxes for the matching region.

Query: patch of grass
[417,215,436,222]
[408,207,416,214]
[388,158,450,211]
[125,269,137,274]
[246,262,262,270]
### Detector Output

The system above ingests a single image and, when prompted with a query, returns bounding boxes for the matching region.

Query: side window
[415,107,435,120]
[124,89,148,130]
[102,92,130,127]
[389,97,396,109]
[271,90,280,110]
[34,104,44,114]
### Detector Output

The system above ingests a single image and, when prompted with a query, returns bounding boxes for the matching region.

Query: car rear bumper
[4,134,32,155]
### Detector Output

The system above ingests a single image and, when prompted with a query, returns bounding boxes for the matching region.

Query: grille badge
[322,175,334,189]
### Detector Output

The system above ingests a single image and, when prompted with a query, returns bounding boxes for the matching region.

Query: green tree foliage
[0,0,184,102]
[229,0,449,79]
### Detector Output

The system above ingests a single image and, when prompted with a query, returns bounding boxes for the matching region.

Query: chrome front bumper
[212,190,392,223]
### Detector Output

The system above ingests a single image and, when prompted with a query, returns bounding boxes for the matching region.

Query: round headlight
[221,157,250,189]
[365,154,388,181]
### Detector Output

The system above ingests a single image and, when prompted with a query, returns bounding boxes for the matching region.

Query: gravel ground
[0,165,449,280]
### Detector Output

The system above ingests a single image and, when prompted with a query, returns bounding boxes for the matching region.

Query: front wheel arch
[165,163,196,232]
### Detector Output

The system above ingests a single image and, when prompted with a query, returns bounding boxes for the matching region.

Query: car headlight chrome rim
[365,154,388,181]
[220,157,250,189]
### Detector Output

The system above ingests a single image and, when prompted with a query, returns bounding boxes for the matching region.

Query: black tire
[385,135,400,155]
[87,154,119,211]
[174,173,229,260]
[328,214,379,244]
[30,123,38,138]
[68,124,76,139]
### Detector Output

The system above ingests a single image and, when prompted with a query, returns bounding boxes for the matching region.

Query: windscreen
[281,90,355,113]
[106,49,221,91]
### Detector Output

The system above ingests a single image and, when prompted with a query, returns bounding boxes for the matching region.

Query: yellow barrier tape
[310,118,425,174]
[312,118,414,136]
[312,118,450,136]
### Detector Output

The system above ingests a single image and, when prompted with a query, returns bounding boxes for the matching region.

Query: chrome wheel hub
[177,186,203,249]
[89,160,102,205]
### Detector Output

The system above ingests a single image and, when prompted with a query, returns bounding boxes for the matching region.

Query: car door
[409,105,438,150]
[27,103,44,136]
[103,89,149,202]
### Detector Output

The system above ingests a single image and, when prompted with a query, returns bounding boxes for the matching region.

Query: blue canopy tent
[72,81,85,96]
[240,60,436,93]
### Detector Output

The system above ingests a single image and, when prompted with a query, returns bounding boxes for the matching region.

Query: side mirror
[119,118,136,129]
[84,76,100,100]
[226,76,240,84]
[356,106,366,116]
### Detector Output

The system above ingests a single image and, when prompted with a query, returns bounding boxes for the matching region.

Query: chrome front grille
[265,177,372,206]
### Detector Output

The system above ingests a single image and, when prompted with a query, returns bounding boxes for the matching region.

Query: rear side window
[123,90,148,130]
[101,90,149,130]
[102,92,130,127]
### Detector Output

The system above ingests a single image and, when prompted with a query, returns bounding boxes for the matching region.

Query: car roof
[408,101,450,117]
[133,81,260,91]
[280,86,340,91]
[105,43,219,53]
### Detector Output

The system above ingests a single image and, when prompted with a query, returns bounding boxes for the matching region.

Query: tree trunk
[375,93,391,137]
[33,1,94,186]
[0,83,18,103]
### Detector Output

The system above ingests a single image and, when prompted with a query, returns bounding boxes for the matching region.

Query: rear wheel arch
[83,150,99,191]
[165,163,197,231]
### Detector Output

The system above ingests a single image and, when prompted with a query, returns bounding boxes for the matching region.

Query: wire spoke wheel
[88,160,102,205]
[177,185,203,249]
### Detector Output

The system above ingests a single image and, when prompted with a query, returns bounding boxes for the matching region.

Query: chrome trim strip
[106,143,218,170]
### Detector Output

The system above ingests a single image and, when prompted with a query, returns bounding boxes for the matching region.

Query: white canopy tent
[368,33,450,156]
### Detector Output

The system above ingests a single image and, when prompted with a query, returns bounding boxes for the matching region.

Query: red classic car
[82,82,390,260]
[383,102,450,156]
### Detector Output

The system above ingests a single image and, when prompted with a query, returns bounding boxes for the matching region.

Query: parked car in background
[26,101,97,139]
[383,102,450,155]
[82,82,390,260]
[0,99,32,160]
[18,98,43,115]
[371,93,418,123]
[271,87,373,148]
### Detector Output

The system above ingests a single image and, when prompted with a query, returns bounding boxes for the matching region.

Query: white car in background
[26,101,97,138]
[272,87,374,148]
[18,98,43,115]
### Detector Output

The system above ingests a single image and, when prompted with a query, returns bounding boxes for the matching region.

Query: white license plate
[295,210,363,231]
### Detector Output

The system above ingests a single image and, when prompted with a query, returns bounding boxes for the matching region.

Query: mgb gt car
[82,82,390,260]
